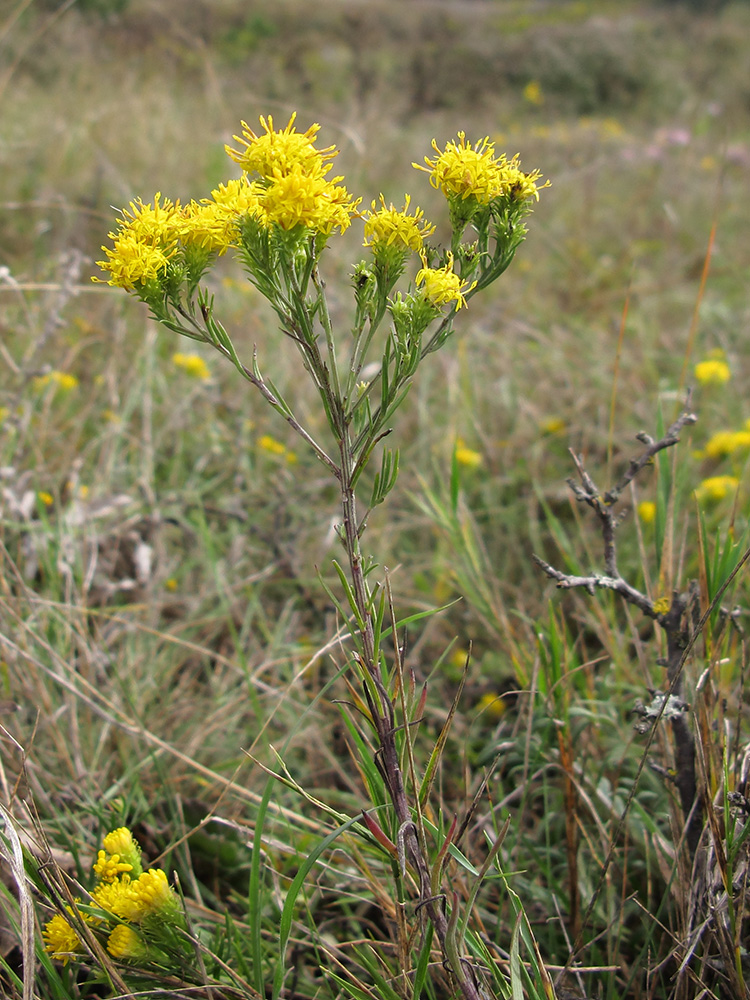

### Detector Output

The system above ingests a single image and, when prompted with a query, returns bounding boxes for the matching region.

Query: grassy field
[2,1,750,998]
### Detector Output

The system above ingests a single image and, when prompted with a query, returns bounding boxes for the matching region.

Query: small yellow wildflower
[93,849,133,883]
[694,358,731,385]
[101,827,143,874]
[0,406,9,423]
[37,491,54,508]
[363,194,435,253]
[416,252,476,310]
[95,194,180,289]
[637,501,656,524]
[33,371,79,392]
[226,113,337,179]
[91,874,132,916]
[454,438,482,469]
[96,228,175,290]
[117,869,176,923]
[107,924,150,961]
[476,692,507,721]
[172,352,211,380]
[695,475,739,503]
[43,913,84,964]
[165,577,178,592]
[523,80,544,105]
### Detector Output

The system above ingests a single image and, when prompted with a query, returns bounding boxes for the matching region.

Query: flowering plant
[91,114,546,999]
[43,827,187,972]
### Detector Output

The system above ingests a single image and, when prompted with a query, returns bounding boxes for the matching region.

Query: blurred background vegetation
[2,1,750,997]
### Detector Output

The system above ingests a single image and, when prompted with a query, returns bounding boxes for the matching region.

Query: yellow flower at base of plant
[637,501,656,524]
[226,113,337,180]
[363,194,435,253]
[454,438,482,469]
[695,475,739,503]
[172,352,211,381]
[416,252,476,310]
[694,358,731,385]
[43,913,84,964]
[107,924,151,961]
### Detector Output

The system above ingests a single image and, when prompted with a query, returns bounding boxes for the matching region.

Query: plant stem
[337,424,484,1000]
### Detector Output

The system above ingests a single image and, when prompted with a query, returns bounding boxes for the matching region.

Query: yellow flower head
[226,113,337,179]
[107,924,150,961]
[101,827,142,876]
[172,352,211,380]
[116,868,177,923]
[180,200,238,255]
[415,132,547,206]
[96,229,175,290]
[454,438,482,469]
[259,166,359,234]
[476,692,507,721]
[416,252,476,310]
[91,874,132,914]
[363,194,435,252]
[695,475,739,503]
[43,913,84,964]
[694,358,731,385]
[637,500,656,524]
[93,849,133,883]
[415,132,505,204]
[210,176,264,214]
[37,490,54,508]
[95,194,181,289]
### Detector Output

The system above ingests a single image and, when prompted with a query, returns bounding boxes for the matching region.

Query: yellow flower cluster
[43,827,182,965]
[415,131,547,205]
[226,113,360,235]
[416,252,476,310]
[363,194,435,253]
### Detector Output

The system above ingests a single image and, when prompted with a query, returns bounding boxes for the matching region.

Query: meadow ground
[2,1,750,998]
